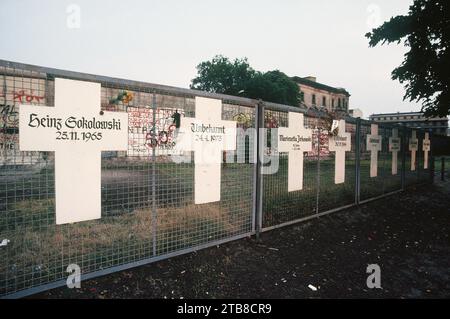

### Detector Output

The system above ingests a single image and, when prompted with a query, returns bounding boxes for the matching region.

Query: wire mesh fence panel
[434,156,450,181]
[359,124,402,201]
[0,67,56,295]
[318,120,356,212]
[153,95,255,256]
[261,109,318,229]
[0,67,162,296]
[0,63,256,297]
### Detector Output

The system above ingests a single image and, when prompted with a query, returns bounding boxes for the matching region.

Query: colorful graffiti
[109,91,133,105]
[13,90,45,104]
[233,112,253,129]
[0,89,45,105]
[1,104,19,129]
[127,107,184,156]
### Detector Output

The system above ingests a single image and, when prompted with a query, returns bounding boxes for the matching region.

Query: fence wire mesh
[0,60,434,297]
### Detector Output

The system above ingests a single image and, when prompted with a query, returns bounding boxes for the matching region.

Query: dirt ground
[33,179,450,299]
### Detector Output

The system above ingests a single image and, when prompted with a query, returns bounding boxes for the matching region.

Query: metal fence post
[315,124,321,215]
[416,130,425,184]
[355,118,361,205]
[401,126,407,190]
[429,130,434,183]
[254,100,264,239]
[151,93,157,255]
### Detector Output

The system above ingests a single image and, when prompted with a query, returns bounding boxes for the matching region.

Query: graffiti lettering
[1,104,19,128]
[127,107,185,156]
[13,90,45,104]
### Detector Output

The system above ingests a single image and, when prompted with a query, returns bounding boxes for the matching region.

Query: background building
[369,111,449,136]
[349,108,364,118]
[291,76,350,113]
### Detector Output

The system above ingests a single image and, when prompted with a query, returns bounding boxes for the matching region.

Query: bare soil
[33,180,450,299]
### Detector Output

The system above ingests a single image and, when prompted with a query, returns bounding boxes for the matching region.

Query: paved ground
[34,180,450,299]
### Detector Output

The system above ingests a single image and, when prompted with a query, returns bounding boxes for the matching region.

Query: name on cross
[390,138,400,150]
[27,114,122,131]
[333,135,348,147]
[190,123,225,133]
[279,135,312,143]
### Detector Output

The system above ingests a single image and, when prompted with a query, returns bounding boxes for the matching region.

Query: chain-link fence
[0,60,435,298]
[434,156,450,181]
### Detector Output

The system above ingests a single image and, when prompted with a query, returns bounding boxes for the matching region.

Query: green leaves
[190,55,301,107]
[366,0,450,118]
[246,70,301,106]
[190,55,255,96]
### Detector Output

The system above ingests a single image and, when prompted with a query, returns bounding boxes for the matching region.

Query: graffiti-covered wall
[0,76,46,165]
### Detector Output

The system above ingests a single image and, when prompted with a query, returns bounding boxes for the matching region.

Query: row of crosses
[367,125,431,174]
[18,78,432,225]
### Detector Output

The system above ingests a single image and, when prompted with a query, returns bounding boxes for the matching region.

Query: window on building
[300,91,305,102]
[322,96,326,107]
[338,98,341,108]
[312,94,316,105]
[332,99,335,108]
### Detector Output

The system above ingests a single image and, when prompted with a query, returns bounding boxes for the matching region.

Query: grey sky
[0,0,420,118]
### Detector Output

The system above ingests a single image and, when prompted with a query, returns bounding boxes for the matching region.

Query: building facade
[349,108,363,118]
[291,76,350,113]
[369,111,449,136]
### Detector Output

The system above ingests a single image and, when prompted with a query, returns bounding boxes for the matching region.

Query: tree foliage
[366,0,450,117]
[190,55,255,97]
[245,70,300,106]
[190,55,300,106]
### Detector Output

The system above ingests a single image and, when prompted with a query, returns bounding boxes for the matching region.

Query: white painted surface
[19,78,128,224]
[175,97,236,204]
[409,130,418,171]
[389,128,401,175]
[423,132,430,169]
[277,112,312,192]
[329,120,351,184]
[366,124,382,178]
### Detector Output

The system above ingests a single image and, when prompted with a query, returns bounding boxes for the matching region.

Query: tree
[365,0,450,117]
[190,55,301,107]
[190,55,255,96]
[245,70,301,106]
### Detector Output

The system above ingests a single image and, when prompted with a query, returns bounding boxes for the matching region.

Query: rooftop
[291,76,350,96]
[370,111,448,120]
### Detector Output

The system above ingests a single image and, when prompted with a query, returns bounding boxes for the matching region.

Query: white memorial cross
[329,120,351,184]
[409,130,418,171]
[423,132,431,169]
[277,112,312,192]
[19,78,128,224]
[388,128,401,175]
[176,97,236,204]
[366,124,382,178]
